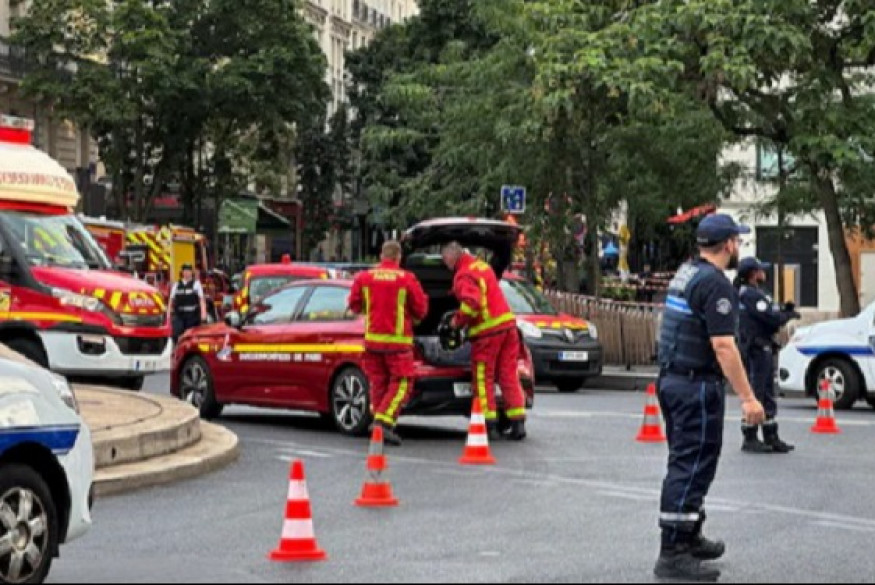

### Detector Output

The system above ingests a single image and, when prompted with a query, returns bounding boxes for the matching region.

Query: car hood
[402,218,522,278]
[32,267,166,316]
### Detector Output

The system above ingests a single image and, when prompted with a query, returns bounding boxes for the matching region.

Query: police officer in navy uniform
[169,264,207,344]
[736,257,801,454]
[655,215,765,582]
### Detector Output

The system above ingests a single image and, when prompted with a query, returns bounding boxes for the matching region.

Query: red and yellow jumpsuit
[452,254,527,424]
[348,260,429,428]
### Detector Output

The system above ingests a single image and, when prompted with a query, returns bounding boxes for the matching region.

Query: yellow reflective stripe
[153,294,166,311]
[505,408,526,419]
[241,304,250,314]
[479,279,490,321]
[233,344,365,353]
[365,333,413,345]
[93,289,106,300]
[35,227,57,247]
[6,312,82,323]
[460,303,478,317]
[375,413,395,425]
[469,312,516,337]
[476,362,493,419]
[396,289,406,337]
[363,286,371,335]
[198,344,211,353]
[385,378,409,418]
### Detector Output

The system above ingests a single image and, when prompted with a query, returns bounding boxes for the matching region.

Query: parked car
[502,275,604,393]
[779,301,875,410]
[0,356,94,584]
[172,218,535,435]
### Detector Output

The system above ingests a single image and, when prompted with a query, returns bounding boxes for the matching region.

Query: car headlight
[588,323,599,340]
[51,374,79,414]
[52,288,122,325]
[517,320,543,340]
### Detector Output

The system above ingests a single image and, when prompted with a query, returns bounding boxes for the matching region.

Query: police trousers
[657,373,725,545]
[172,312,202,344]
[745,346,778,420]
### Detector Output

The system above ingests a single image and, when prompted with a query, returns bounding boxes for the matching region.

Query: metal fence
[545,291,663,368]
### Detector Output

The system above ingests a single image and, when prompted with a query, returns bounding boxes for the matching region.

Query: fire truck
[79,215,128,268]
[0,114,172,390]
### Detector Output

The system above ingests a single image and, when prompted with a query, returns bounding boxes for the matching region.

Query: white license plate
[133,360,160,373]
[453,383,502,398]
[559,351,589,362]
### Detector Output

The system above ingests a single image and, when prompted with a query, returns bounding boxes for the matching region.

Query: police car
[778,300,875,410]
[0,353,94,583]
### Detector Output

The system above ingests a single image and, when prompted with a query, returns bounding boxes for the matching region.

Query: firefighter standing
[348,241,428,447]
[441,242,528,441]
[655,215,765,581]
[169,264,208,344]
[736,257,801,454]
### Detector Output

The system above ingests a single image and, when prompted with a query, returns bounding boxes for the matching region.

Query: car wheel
[0,464,59,585]
[330,368,372,437]
[116,376,145,392]
[179,357,224,420]
[814,359,860,410]
[555,378,586,394]
[867,394,875,410]
[5,339,48,369]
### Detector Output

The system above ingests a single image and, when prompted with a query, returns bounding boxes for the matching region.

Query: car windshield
[250,276,303,302]
[0,211,110,270]
[501,279,558,315]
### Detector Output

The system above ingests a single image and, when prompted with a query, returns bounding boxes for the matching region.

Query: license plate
[453,383,502,398]
[559,351,589,362]
[133,360,159,373]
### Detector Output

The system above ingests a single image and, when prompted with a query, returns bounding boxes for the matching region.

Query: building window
[756,141,798,182]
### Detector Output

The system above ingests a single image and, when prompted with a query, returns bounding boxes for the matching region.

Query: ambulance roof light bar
[0,114,35,145]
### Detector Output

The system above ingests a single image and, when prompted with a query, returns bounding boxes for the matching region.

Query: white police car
[778,301,875,410]
[0,356,93,583]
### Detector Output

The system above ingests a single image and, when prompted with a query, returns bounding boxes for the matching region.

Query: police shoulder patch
[717,299,732,315]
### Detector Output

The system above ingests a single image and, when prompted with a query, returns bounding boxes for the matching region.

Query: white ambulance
[778,301,875,410]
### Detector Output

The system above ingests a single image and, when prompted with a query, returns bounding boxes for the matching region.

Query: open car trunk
[401,218,522,368]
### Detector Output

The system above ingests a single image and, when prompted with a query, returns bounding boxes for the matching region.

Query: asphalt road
[50,374,875,583]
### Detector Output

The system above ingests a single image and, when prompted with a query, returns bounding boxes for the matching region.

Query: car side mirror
[224,312,243,329]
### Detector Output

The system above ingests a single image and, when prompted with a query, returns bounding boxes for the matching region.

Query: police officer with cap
[736,257,801,454]
[655,214,765,582]
[169,264,207,343]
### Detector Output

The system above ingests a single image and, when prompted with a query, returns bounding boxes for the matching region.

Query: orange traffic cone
[268,460,328,563]
[811,379,842,434]
[355,426,400,508]
[636,383,667,443]
[459,398,497,466]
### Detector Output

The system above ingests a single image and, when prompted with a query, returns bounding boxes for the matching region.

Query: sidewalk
[594,365,805,398]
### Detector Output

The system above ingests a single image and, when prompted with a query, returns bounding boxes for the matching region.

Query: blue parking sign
[501,185,526,214]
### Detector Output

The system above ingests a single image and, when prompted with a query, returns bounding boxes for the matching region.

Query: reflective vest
[658,260,729,375]
[348,260,429,351]
[453,254,516,339]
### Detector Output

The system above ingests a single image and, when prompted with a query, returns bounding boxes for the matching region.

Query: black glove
[791,311,802,320]
[783,301,796,313]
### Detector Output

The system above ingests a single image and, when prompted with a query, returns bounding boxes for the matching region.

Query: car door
[226,285,311,404]
[284,284,365,409]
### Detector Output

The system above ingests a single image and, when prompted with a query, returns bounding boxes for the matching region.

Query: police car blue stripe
[798,347,875,358]
[666,296,693,315]
[0,425,80,456]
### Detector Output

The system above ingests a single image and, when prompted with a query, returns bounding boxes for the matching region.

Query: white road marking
[596,491,653,502]
[813,520,875,533]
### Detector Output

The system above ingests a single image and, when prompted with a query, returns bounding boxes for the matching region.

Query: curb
[94,422,240,498]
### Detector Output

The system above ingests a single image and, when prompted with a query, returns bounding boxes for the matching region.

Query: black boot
[655,545,721,582]
[763,421,794,453]
[380,423,403,447]
[741,425,773,454]
[506,420,527,441]
[486,422,503,442]
[690,514,725,561]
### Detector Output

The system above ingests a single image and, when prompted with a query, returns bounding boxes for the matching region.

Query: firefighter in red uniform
[348,241,429,446]
[441,242,528,441]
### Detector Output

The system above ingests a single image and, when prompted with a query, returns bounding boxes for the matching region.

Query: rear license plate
[453,383,502,398]
[559,351,589,362]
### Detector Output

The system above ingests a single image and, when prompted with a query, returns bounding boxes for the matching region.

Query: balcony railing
[0,37,27,80]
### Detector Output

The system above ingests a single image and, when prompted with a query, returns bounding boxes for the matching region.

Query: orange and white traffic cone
[811,379,842,434]
[268,460,328,563]
[459,397,497,466]
[355,425,399,508]
[636,383,667,443]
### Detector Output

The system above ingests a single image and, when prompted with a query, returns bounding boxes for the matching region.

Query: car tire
[116,376,145,392]
[6,338,49,369]
[0,464,59,585]
[555,378,586,394]
[813,358,860,410]
[867,394,875,410]
[179,357,224,420]
[330,367,372,437]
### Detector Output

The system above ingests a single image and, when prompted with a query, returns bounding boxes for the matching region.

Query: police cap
[696,214,751,246]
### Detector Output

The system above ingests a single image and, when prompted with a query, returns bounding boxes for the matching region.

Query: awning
[218,197,290,235]
[667,204,717,225]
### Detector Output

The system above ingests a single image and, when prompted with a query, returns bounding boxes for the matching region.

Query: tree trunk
[817,176,860,317]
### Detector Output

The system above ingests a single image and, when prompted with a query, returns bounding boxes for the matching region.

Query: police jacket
[659,259,739,376]
[738,285,794,351]
[452,254,516,339]
[348,260,429,352]
[171,280,203,315]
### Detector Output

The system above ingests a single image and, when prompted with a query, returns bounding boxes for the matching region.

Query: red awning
[667,204,717,225]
